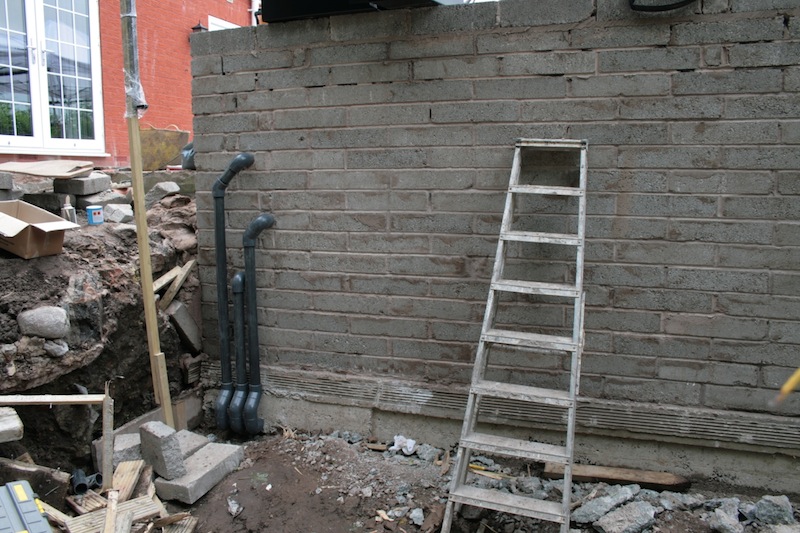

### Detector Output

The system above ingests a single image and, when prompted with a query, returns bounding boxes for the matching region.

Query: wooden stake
[102,385,114,492]
[120,0,173,428]
[102,490,119,533]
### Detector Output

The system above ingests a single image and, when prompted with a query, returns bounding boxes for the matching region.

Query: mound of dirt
[0,194,200,469]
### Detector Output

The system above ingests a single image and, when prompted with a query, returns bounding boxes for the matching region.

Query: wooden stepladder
[441,139,588,533]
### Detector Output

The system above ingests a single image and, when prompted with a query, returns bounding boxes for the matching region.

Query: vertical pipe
[227,271,247,434]
[212,153,255,430]
[242,213,275,435]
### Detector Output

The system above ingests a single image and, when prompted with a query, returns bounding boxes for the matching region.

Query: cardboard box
[0,200,79,259]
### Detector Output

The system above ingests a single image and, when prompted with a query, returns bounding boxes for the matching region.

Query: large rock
[17,306,69,339]
[572,484,641,524]
[593,501,656,533]
[755,495,796,525]
[145,181,180,210]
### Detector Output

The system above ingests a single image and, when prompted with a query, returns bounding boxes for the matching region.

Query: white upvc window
[0,0,105,156]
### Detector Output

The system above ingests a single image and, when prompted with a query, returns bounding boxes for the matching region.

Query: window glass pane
[9,32,25,67]
[74,0,88,15]
[59,10,74,43]
[0,3,6,28]
[43,0,57,6]
[74,13,88,46]
[77,76,90,109]
[79,109,91,138]
[60,43,75,75]
[62,74,76,105]
[14,103,30,135]
[76,46,89,77]
[58,0,72,10]
[63,107,78,138]
[12,69,28,103]
[48,72,61,104]
[45,39,58,72]
[7,0,24,33]
[0,103,12,134]
[49,107,63,137]
[0,32,9,64]
[0,75,10,101]
[44,5,58,40]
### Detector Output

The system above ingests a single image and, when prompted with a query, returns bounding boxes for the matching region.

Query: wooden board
[113,460,145,503]
[0,406,23,443]
[65,495,161,533]
[158,260,195,311]
[543,463,690,491]
[66,490,108,515]
[0,160,94,178]
[162,516,198,533]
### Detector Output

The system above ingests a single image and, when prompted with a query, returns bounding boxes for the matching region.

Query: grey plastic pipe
[212,152,255,430]
[242,212,276,435]
[227,271,247,434]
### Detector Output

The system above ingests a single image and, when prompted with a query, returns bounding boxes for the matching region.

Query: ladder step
[462,431,570,464]
[501,230,581,246]
[450,485,566,524]
[492,279,580,298]
[482,329,577,351]
[472,380,574,407]
[510,184,584,197]
[516,138,586,150]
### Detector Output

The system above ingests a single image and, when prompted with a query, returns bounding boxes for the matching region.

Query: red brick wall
[0,0,252,167]
[100,0,253,167]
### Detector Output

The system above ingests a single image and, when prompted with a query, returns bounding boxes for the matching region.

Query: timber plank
[65,495,160,533]
[543,463,690,491]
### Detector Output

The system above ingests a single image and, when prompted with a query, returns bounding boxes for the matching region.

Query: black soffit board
[260,0,460,23]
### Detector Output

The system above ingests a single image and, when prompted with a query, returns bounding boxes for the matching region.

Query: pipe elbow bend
[243,386,264,435]
[212,152,255,196]
[243,213,276,247]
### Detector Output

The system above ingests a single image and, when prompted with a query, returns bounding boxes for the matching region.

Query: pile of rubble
[204,430,800,533]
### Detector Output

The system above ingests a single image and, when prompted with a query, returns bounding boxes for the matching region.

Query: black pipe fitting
[227,271,247,434]
[213,153,255,431]
[71,469,103,495]
[242,213,276,435]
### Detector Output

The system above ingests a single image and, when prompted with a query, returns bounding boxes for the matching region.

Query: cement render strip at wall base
[259,393,800,496]
[203,363,800,493]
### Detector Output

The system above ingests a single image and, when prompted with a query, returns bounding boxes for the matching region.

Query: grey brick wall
[192,0,800,429]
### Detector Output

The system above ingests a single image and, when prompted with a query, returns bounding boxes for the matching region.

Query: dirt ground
[174,428,789,533]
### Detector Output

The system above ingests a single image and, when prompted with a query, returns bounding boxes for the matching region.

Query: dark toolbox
[0,480,51,533]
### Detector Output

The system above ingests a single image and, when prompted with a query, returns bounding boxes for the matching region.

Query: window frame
[0,0,106,156]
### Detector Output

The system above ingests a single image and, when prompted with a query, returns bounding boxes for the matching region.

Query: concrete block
[19,193,73,214]
[165,301,203,354]
[144,181,181,210]
[75,189,130,210]
[0,188,23,201]
[498,0,593,27]
[154,442,244,504]
[599,47,701,73]
[53,172,112,196]
[672,17,784,45]
[92,407,165,471]
[103,203,134,223]
[112,433,142,469]
[139,421,187,480]
[175,430,208,457]
[0,172,13,189]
